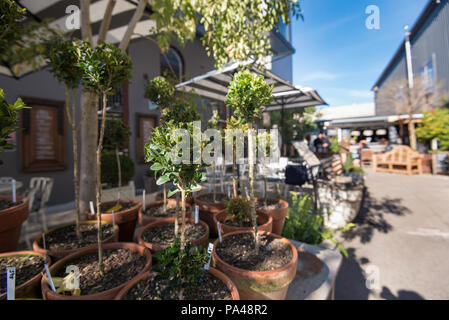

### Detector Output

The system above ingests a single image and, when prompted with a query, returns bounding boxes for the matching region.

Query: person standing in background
[314,131,330,153]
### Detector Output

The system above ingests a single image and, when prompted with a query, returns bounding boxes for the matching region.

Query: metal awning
[2,0,155,78]
[176,61,327,110]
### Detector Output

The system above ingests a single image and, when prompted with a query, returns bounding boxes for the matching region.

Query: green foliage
[43,37,87,89]
[78,43,132,95]
[161,98,201,125]
[225,69,274,123]
[225,196,252,225]
[150,0,302,69]
[269,107,317,141]
[144,76,175,109]
[0,89,30,163]
[101,151,135,187]
[153,238,209,299]
[207,110,221,130]
[282,193,353,257]
[416,106,449,151]
[343,154,364,174]
[103,119,131,151]
[329,136,341,154]
[0,0,26,52]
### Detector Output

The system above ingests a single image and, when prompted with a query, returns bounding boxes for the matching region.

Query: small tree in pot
[78,43,132,274]
[225,69,274,251]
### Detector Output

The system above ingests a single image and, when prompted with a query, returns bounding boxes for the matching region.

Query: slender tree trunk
[213,164,216,202]
[180,187,187,250]
[175,192,180,237]
[263,163,267,208]
[247,124,259,252]
[408,116,417,150]
[79,91,99,217]
[96,92,108,275]
[115,144,121,203]
[232,145,237,198]
[163,184,167,212]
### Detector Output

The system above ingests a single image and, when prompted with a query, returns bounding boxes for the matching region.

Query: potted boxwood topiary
[214,196,272,236]
[114,239,239,300]
[42,43,151,300]
[33,37,119,259]
[212,69,298,300]
[0,89,30,253]
[255,131,289,235]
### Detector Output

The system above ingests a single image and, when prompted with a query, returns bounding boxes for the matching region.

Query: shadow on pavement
[342,190,411,244]
[380,287,425,300]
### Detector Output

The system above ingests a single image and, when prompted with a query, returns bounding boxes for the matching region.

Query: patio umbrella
[1,0,155,78]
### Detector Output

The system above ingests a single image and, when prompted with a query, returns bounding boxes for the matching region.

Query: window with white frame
[420,54,436,92]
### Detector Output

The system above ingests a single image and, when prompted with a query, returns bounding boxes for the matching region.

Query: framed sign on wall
[20,97,66,172]
[136,114,157,164]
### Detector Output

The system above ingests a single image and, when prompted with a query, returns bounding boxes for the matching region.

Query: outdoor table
[0,180,23,194]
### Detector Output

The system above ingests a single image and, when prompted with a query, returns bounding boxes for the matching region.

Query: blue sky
[291,0,429,107]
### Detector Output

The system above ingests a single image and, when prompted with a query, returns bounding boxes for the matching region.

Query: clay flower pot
[114,268,240,300]
[0,251,51,300]
[212,230,298,300]
[85,200,141,242]
[255,198,289,235]
[214,209,273,235]
[0,195,29,253]
[41,242,152,300]
[138,199,191,227]
[194,192,228,237]
[32,221,119,260]
[137,217,210,254]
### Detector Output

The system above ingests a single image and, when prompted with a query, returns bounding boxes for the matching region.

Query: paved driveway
[334,170,449,300]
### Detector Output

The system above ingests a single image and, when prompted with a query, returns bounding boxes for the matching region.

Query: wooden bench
[320,155,344,180]
[373,145,423,175]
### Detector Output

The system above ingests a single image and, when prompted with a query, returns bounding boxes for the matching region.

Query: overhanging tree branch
[119,0,149,53]
[97,0,117,45]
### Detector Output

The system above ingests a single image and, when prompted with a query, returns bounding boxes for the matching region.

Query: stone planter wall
[317,179,364,230]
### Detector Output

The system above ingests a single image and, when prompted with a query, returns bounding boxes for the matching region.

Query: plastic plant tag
[245,187,249,198]
[11,179,16,203]
[227,186,231,198]
[203,243,214,271]
[44,264,56,292]
[89,201,95,214]
[6,267,16,300]
[217,222,223,243]
[143,190,146,208]
[195,205,199,224]
[112,211,115,231]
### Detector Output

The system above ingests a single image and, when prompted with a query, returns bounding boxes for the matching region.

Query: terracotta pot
[194,192,228,237]
[85,200,140,242]
[137,217,210,254]
[0,251,51,300]
[212,230,298,300]
[214,210,273,235]
[255,198,289,235]
[114,267,239,300]
[32,221,119,260]
[41,242,151,300]
[138,199,191,227]
[0,196,29,253]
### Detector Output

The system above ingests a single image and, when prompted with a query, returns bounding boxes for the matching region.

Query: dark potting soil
[216,233,292,271]
[144,203,179,218]
[196,193,229,204]
[55,249,146,295]
[39,223,115,251]
[0,199,22,211]
[142,223,206,245]
[0,255,45,295]
[255,199,284,210]
[125,273,231,300]
[101,201,135,213]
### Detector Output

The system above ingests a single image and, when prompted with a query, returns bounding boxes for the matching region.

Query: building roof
[371,0,440,90]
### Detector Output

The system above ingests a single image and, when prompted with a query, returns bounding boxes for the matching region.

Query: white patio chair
[23,177,54,249]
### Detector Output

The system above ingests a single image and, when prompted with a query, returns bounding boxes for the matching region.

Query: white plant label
[12,179,16,203]
[217,222,223,243]
[89,201,95,214]
[227,186,231,198]
[143,190,146,208]
[112,211,115,230]
[203,243,214,271]
[6,267,16,300]
[245,187,249,198]
[44,264,56,292]
[195,205,199,224]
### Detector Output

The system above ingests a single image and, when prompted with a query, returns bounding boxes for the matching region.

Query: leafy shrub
[153,239,209,299]
[329,136,341,154]
[282,193,353,257]
[343,154,364,174]
[101,151,135,187]
[225,196,252,225]
[416,106,449,151]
